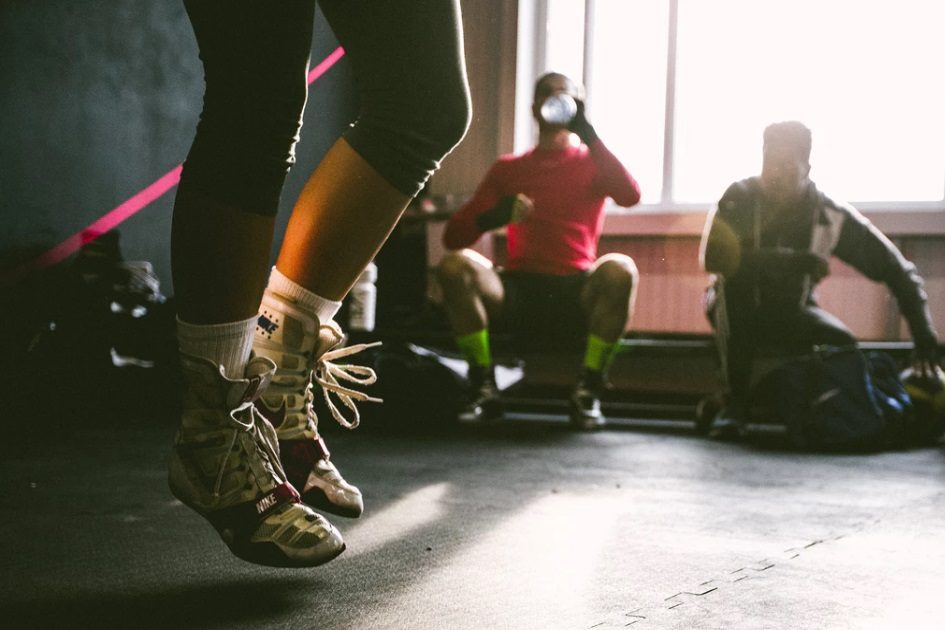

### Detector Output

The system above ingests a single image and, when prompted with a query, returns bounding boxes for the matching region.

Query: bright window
[533,0,945,209]
[544,0,586,85]
[588,0,668,205]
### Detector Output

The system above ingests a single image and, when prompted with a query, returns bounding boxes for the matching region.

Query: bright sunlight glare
[562,0,945,205]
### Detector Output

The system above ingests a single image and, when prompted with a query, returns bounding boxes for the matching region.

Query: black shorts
[498,270,589,352]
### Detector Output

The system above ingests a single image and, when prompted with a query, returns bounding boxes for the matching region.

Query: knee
[825,319,857,346]
[416,81,472,161]
[596,255,638,298]
[392,76,472,162]
[346,76,471,196]
[436,252,475,292]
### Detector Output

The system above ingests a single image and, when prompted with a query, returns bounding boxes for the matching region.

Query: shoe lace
[313,340,383,430]
[213,400,284,499]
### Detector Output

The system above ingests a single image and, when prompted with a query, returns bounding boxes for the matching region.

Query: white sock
[177,316,256,378]
[267,266,341,323]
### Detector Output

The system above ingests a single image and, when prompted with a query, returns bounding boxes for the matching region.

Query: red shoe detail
[280,439,327,491]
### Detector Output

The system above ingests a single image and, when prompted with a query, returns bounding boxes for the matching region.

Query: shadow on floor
[2,576,322,629]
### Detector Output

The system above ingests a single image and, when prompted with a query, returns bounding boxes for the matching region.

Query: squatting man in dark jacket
[700,121,940,438]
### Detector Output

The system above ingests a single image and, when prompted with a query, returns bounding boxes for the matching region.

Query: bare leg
[437,249,505,423]
[277,0,470,300]
[173,0,314,325]
[255,0,470,515]
[581,253,638,342]
[569,254,638,430]
[436,249,506,336]
[172,189,276,324]
[275,140,411,300]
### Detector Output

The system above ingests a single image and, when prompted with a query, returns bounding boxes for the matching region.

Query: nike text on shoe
[168,353,345,567]
[255,293,380,518]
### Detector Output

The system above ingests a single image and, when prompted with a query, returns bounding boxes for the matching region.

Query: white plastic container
[539,93,577,125]
[349,261,377,332]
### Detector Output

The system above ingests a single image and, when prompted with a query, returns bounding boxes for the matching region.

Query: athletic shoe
[569,370,606,430]
[569,381,605,430]
[255,293,379,518]
[458,366,503,424]
[708,403,747,441]
[168,353,344,567]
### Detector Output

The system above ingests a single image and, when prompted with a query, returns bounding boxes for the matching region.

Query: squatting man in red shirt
[436,72,642,429]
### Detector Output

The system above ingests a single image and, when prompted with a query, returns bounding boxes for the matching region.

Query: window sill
[602,203,945,238]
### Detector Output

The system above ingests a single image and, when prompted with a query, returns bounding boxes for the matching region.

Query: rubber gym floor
[2,394,944,630]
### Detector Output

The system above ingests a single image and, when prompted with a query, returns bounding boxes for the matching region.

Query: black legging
[709,289,857,403]
[179,0,471,215]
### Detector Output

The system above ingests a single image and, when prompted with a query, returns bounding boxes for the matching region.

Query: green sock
[583,334,619,373]
[456,329,492,367]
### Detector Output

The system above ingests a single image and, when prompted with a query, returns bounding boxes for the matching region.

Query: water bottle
[349,262,377,332]
[539,93,577,125]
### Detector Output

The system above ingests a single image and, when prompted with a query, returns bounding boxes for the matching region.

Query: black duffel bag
[754,345,912,451]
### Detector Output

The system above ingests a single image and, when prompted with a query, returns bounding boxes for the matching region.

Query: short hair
[533,72,581,104]
[763,121,812,163]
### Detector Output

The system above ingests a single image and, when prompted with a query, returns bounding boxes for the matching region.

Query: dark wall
[0,0,357,292]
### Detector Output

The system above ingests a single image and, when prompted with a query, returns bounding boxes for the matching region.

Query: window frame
[517,0,945,232]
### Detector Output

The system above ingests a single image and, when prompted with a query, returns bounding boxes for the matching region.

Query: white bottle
[539,93,577,125]
[349,261,377,332]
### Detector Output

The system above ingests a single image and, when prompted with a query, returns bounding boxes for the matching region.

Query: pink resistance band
[0,46,346,287]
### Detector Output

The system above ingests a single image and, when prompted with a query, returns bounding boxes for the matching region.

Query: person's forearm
[443,206,486,250]
[588,139,641,207]
[836,215,939,356]
[474,196,517,232]
[905,307,939,359]
[893,279,939,357]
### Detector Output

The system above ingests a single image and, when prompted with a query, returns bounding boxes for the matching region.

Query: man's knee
[593,255,638,298]
[436,251,477,292]
[804,306,857,346]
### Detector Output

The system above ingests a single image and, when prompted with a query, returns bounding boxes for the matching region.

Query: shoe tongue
[283,315,318,354]
[257,293,320,355]
[314,321,345,360]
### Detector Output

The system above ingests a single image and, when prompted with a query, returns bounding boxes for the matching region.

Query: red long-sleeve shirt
[443,139,641,275]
